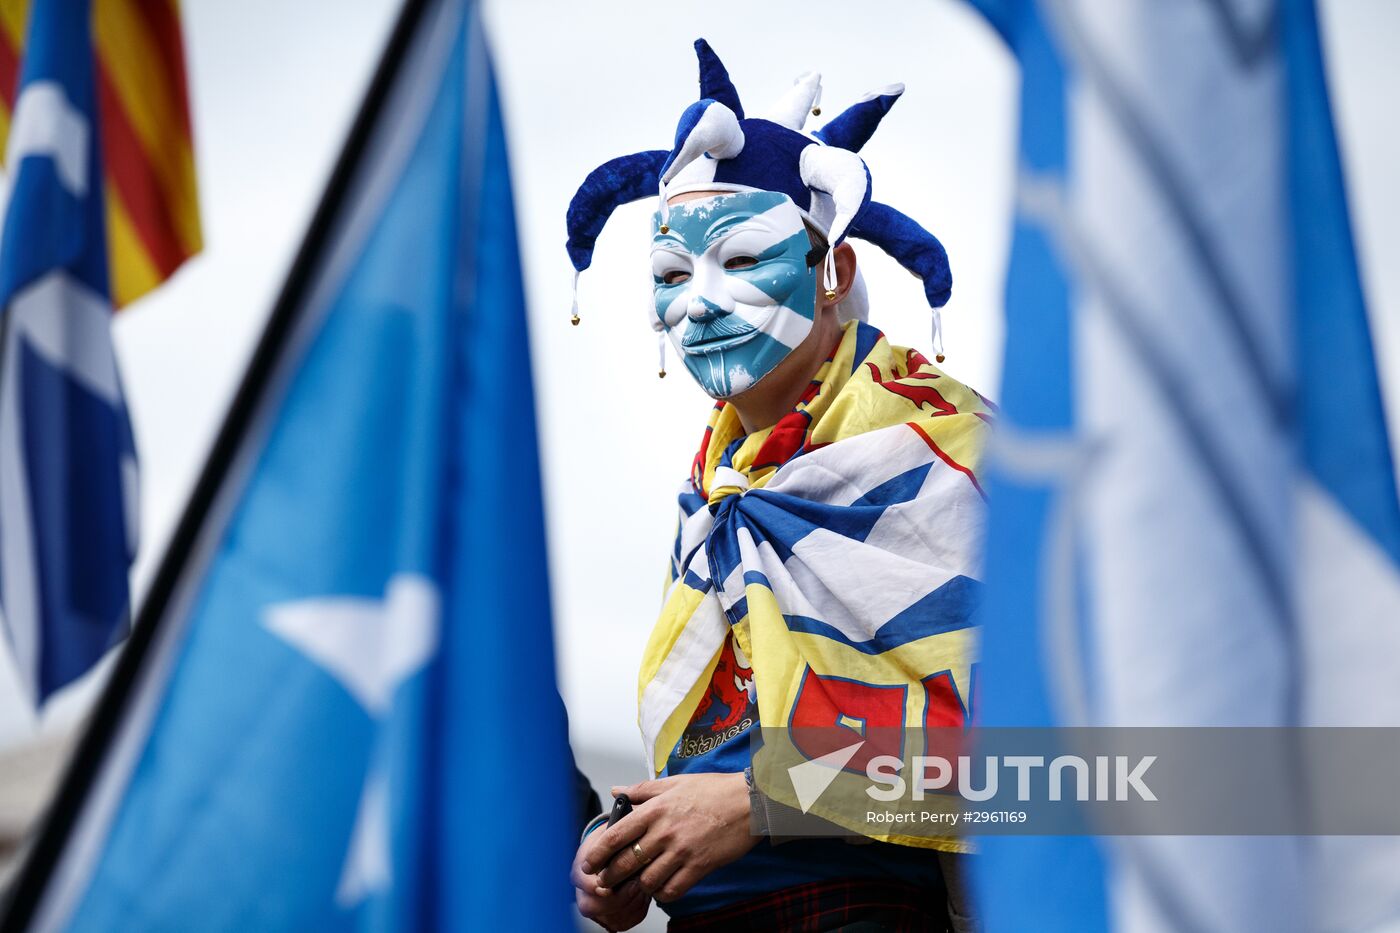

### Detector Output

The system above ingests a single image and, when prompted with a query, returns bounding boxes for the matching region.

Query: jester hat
[565,39,953,355]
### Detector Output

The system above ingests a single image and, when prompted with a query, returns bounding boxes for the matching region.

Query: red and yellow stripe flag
[0,0,201,307]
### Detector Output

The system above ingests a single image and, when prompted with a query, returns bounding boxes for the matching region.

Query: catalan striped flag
[0,0,200,308]
[0,0,197,707]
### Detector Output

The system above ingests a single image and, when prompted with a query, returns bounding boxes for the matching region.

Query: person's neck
[728,318,841,434]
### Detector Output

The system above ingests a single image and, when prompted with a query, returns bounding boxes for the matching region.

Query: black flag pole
[0,0,432,927]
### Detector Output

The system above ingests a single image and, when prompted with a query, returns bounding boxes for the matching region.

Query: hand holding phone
[607,793,633,826]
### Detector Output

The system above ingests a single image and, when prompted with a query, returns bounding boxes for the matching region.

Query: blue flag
[18,2,575,929]
[0,0,136,704]
[967,1,1400,931]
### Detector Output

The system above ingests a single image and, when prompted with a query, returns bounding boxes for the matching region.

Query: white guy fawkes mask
[651,190,820,398]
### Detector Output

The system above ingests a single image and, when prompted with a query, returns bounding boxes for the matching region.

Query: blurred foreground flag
[2,0,574,929]
[967,2,1400,932]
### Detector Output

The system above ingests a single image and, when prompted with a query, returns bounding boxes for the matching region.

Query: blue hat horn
[814,85,904,152]
[694,38,744,118]
[566,150,668,275]
[849,202,951,308]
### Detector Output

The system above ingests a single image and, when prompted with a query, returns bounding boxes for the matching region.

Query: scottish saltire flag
[0,0,198,706]
[967,2,1400,932]
[0,1,141,706]
[4,1,574,929]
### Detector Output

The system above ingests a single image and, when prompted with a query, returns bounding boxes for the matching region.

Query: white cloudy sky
[0,0,1396,770]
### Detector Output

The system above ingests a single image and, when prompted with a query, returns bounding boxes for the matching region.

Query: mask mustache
[681,311,757,351]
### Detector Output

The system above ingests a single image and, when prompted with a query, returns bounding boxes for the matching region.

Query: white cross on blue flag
[0,0,137,706]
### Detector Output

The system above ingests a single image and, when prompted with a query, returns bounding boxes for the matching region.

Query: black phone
[607,793,633,826]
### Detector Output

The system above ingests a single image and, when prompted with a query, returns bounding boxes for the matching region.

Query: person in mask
[564,40,991,933]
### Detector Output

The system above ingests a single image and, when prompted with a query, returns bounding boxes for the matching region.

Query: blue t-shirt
[660,632,943,918]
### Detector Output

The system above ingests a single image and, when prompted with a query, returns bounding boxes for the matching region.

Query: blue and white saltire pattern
[0,0,137,705]
[28,2,575,930]
[650,191,822,398]
[969,2,1400,932]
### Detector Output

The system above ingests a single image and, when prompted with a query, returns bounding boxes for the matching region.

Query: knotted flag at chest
[638,320,991,843]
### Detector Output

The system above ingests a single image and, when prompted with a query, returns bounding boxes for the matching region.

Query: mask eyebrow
[650,234,689,252]
[703,212,760,243]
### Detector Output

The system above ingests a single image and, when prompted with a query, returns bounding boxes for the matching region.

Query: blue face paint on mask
[651,191,819,399]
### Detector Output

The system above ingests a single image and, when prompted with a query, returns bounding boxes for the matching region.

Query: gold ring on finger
[632,841,652,866]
